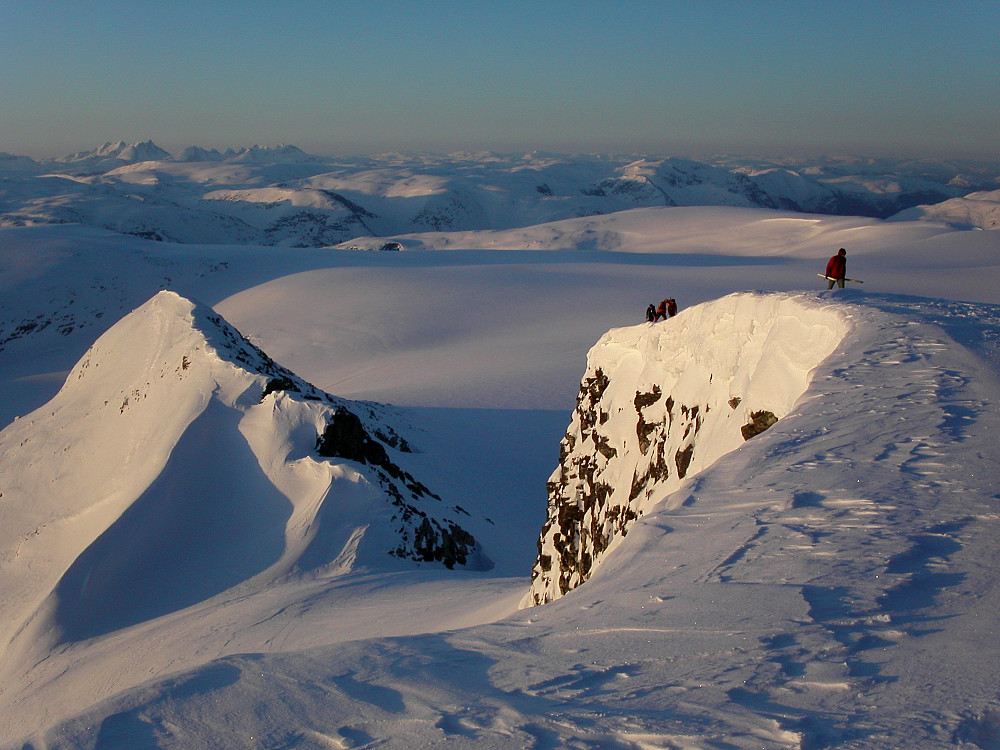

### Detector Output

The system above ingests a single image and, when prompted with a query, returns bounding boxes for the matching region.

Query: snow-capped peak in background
[224,143,318,163]
[56,140,172,165]
[177,145,226,162]
[888,188,1000,230]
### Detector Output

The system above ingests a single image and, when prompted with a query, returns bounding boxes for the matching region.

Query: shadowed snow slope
[523,292,849,605]
[0,291,484,667]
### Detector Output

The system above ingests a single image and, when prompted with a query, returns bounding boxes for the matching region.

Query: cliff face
[521,293,849,606]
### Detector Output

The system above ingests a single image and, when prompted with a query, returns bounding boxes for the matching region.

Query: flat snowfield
[1,205,1000,749]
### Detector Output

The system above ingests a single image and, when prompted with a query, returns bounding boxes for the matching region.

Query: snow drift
[0,291,485,657]
[523,293,849,605]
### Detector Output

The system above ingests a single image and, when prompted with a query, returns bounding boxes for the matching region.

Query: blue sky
[2,0,997,160]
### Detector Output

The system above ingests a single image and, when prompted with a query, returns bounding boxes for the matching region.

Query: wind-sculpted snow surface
[0,291,484,659]
[522,293,849,605]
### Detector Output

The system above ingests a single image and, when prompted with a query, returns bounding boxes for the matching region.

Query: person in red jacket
[654,299,668,321]
[825,248,847,289]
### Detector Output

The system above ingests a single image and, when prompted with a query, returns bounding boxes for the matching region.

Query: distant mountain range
[1,142,996,245]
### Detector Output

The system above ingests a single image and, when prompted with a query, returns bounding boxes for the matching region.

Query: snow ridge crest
[521,292,848,606]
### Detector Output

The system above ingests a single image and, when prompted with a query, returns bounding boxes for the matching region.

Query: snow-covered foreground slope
[3,285,1000,748]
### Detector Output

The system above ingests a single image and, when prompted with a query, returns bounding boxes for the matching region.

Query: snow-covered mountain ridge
[523,292,849,605]
[889,188,1000,230]
[0,291,484,670]
[2,143,996,245]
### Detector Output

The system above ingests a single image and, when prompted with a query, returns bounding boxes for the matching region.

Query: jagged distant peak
[177,145,225,162]
[225,144,318,163]
[58,140,171,164]
[0,151,37,163]
[0,152,40,171]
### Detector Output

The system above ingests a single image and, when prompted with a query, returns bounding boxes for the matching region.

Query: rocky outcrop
[521,293,849,607]
[316,407,477,569]
[525,376,719,605]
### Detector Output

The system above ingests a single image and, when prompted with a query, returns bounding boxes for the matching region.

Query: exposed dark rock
[636,414,658,455]
[741,410,778,440]
[635,385,665,455]
[260,376,299,401]
[675,444,695,479]
[315,407,482,570]
[578,369,611,432]
[630,439,671,501]
[594,434,618,460]
[729,397,742,409]
[529,365,727,603]
[375,427,412,453]
[411,518,476,569]
[316,408,392,468]
[634,386,663,411]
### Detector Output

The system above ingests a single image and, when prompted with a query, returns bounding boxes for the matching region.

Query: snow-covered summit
[0,152,41,173]
[177,145,226,162]
[0,290,484,661]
